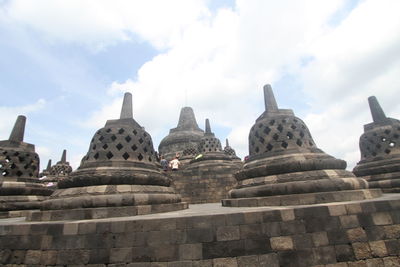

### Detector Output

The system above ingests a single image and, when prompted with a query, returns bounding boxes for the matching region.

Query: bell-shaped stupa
[39,150,72,188]
[158,107,204,160]
[223,85,380,207]
[353,96,400,192]
[224,138,241,161]
[0,116,52,216]
[29,93,187,221]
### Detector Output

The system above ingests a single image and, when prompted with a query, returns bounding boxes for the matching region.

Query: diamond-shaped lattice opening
[384,129,391,135]
[282,119,287,123]
[293,119,298,123]
[148,157,152,162]
[300,132,305,138]
[255,131,259,138]
[125,135,132,142]
[106,128,112,133]
[389,142,395,147]
[111,135,117,141]
[143,132,148,137]
[2,171,8,176]
[131,144,138,151]
[103,144,108,149]
[372,152,377,157]
[266,143,273,151]
[287,132,293,139]
[385,149,391,154]
[10,163,16,169]
[99,136,104,141]
[273,133,279,141]
[281,141,288,149]
[139,138,144,144]
[122,152,130,160]
[264,127,271,135]
[92,145,96,150]
[309,141,314,146]
[376,144,381,149]
[106,151,114,159]
[138,153,143,161]
[259,137,265,144]
[291,124,297,130]
[16,170,23,176]
[18,156,25,162]
[144,147,148,153]
[97,130,102,134]
[94,153,99,159]
[118,128,125,134]
[269,120,275,125]
[296,139,303,146]
[116,143,123,150]
[381,137,387,142]
[394,134,399,139]
[277,124,283,133]
[24,164,29,169]
[147,141,151,146]
[258,123,263,128]
[133,129,138,135]
[255,147,260,153]
[13,152,19,156]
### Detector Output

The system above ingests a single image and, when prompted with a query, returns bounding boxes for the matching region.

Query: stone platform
[1,194,400,266]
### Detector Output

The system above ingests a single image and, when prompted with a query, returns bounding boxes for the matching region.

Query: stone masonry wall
[0,196,400,266]
[170,160,240,204]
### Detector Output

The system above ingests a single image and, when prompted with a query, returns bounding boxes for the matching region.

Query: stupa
[353,96,400,192]
[171,119,240,203]
[223,85,381,207]
[224,138,241,161]
[39,159,52,177]
[28,93,187,221]
[0,116,52,216]
[39,150,72,188]
[158,106,204,161]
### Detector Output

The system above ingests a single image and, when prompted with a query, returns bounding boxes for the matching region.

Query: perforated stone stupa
[0,116,52,216]
[170,119,240,203]
[28,93,187,221]
[223,85,381,207]
[353,96,400,192]
[158,106,204,161]
[224,138,241,161]
[39,150,72,188]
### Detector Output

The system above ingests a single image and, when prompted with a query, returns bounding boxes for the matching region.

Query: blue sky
[1,0,399,170]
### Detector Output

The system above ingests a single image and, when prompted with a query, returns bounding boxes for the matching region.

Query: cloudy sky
[0,0,399,171]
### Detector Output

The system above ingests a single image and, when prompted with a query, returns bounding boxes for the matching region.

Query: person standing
[160,155,169,172]
[169,156,181,171]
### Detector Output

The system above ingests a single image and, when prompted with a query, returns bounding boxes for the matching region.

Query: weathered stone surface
[353,96,400,192]
[29,93,186,220]
[0,115,52,214]
[224,85,378,207]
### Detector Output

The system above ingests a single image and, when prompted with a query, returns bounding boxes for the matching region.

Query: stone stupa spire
[368,96,387,123]
[46,159,52,171]
[263,84,278,112]
[9,115,26,142]
[59,149,67,164]
[205,118,212,135]
[120,92,133,119]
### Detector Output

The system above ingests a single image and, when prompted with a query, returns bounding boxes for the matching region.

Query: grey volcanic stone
[32,93,187,220]
[159,107,204,161]
[224,85,377,206]
[353,96,400,192]
[39,150,72,188]
[0,116,52,214]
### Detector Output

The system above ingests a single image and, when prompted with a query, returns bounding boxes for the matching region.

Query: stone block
[56,249,90,265]
[167,260,193,267]
[372,212,393,225]
[335,244,355,262]
[237,255,259,267]
[314,246,336,265]
[346,228,367,242]
[258,253,279,267]
[365,258,383,267]
[348,260,367,267]
[325,263,348,267]
[179,243,202,260]
[216,226,240,241]
[186,229,214,243]
[385,240,400,256]
[369,241,388,257]
[280,220,305,235]
[78,222,97,234]
[352,242,372,260]
[329,205,348,216]
[280,209,295,221]
[109,248,132,263]
[239,224,262,239]
[9,250,25,264]
[383,225,400,239]
[312,232,329,247]
[292,234,313,249]
[270,236,294,251]
[192,259,212,267]
[244,211,263,224]
[151,245,178,262]
[213,257,238,267]
[346,203,362,214]
[328,230,349,245]
[340,215,360,228]
[383,257,400,266]
[203,240,245,259]
[261,222,281,237]
[63,223,79,235]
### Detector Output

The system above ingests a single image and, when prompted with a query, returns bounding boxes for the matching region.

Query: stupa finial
[177,107,200,130]
[60,149,67,163]
[263,84,278,112]
[120,92,133,119]
[205,119,211,134]
[9,115,26,142]
[46,159,52,171]
[368,96,387,123]
[226,138,230,147]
